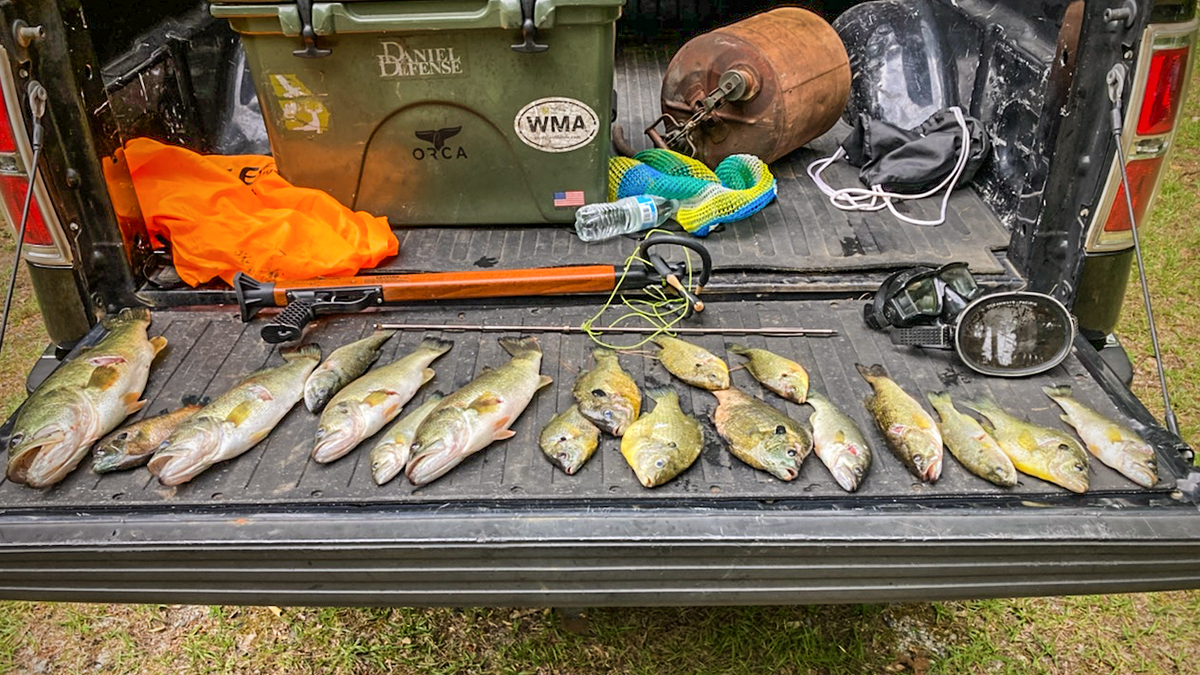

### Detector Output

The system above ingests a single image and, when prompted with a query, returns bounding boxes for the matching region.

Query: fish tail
[1042,385,1072,399]
[373,328,398,340]
[726,343,751,355]
[282,343,322,362]
[102,306,151,328]
[591,347,616,362]
[498,336,540,358]
[181,394,211,408]
[419,336,454,357]
[644,386,679,406]
[805,390,827,404]
[855,363,888,382]
[926,391,951,407]
[959,396,999,415]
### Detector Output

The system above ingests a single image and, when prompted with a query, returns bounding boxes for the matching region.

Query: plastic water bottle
[574,195,679,242]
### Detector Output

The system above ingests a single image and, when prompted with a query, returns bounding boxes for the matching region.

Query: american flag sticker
[553,190,585,208]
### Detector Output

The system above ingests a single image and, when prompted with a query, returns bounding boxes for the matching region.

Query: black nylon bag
[840,109,990,193]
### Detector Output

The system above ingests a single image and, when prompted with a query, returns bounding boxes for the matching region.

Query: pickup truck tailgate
[0,301,1196,605]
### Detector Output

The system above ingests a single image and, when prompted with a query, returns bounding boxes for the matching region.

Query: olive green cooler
[210,0,621,224]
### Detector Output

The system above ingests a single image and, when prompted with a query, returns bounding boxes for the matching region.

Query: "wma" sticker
[514,97,599,153]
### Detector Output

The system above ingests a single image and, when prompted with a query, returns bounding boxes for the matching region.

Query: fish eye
[654,459,666,468]
[558,435,569,443]
[557,452,570,461]
[1074,463,1085,471]
[913,456,924,467]
[8,433,22,447]
[591,388,607,398]
[854,466,865,477]
[774,425,786,435]
[116,432,129,442]
[668,441,677,448]
[603,410,613,419]
[315,428,326,439]
[786,449,797,457]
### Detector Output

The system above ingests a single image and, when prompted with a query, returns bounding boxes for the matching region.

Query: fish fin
[247,384,274,401]
[1105,427,1123,443]
[855,363,888,381]
[150,335,169,356]
[363,390,396,407]
[726,342,751,356]
[226,400,255,426]
[959,397,998,415]
[87,364,124,391]
[498,336,540,358]
[834,430,845,444]
[1042,385,1072,399]
[419,336,454,357]
[102,307,151,329]
[643,386,679,406]
[249,428,271,445]
[421,368,436,385]
[87,355,127,368]
[468,393,503,414]
[282,344,321,362]
[494,428,516,441]
[122,392,146,415]
[1016,430,1038,451]
[538,375,553,389]
[915,415,933,431]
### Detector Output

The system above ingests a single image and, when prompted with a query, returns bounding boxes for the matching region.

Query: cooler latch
[511,0,549,53]
[293,0,332,58]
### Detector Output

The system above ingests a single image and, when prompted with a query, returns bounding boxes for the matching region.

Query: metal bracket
[645,69,752,156]
[293,0,332,59]
[511,0,549,53]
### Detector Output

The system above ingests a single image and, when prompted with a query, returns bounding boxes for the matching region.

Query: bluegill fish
[369,393,443,486]
[149,345,321,486]
[312,337,452,464]
[304,329,395,413]
[619,387,703,488]
[857,363,942,482]
[653,336,729,390]
[406,337,550,486]
[8,308,166,488]
[572,348,640,436]
[1043,385,1156,488]
[712,386,810,481]
[961,396,1089,493]
[727,344,809,403]
[539,404,601,475]
[927,392,1017,487]
[92,399,204,473]
[805,391,872,492]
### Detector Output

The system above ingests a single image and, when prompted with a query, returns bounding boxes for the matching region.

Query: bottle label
[634,195,657,227]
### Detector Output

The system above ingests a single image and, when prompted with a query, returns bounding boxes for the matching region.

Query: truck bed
[1,302,1199,606]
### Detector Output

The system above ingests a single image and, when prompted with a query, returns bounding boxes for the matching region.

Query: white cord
[807,106,972,227]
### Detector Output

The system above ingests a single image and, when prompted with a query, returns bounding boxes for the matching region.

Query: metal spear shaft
[375,322,837,337]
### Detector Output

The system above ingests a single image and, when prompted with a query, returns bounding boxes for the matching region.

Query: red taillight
[1101,156,1166,233]
[0,174,53,245]
[1137,47,1189,136]
[0,90,14,154]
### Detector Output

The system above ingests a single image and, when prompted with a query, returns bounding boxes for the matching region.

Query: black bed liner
[0,299,1188,512]
[372,47,1010,277]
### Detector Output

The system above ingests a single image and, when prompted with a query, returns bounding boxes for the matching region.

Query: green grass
[2,55,1200,675]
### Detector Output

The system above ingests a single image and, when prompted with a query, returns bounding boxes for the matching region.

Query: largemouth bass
[620,387,703,488]
[961,396,1090,493]
[304,329,395,413]
[369,393,443,486]
[712,386,810,481]
[148,344,321,486]
[927,392,1017,487]
[539,404,601,475]
[92,399,204,473]
[572,348,640,435]
[653,336,729,390]
[857,363,942,482]
[727,344,809,403]
[1043,385,1157,488]
[806,391,872,492]
[8,307,166,488]
[406,337,550,486]
[312,337,452,464]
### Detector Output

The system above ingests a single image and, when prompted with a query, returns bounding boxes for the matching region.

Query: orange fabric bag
[123,138,398,287]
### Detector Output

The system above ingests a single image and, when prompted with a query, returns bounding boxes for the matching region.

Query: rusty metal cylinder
[660,7,851,166]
